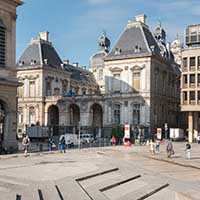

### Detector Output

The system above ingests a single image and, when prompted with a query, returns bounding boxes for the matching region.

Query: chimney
[135,14,146,24]
[39,31,49,41]
[63,60,69,65]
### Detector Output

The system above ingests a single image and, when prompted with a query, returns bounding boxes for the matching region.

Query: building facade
[181,24,200,142]
[88,15,181,137]
[0,0,23,151]
[17,14,181,139]
[17,32,98,137]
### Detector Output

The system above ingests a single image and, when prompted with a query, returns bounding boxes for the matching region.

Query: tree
[110,125,124,144]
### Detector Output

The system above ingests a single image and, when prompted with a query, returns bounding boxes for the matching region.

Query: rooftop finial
[102,29,106,37]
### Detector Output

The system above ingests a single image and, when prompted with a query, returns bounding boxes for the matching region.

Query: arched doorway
[0,101,5,147]
[90,104,103,137]
[48,105,59,135]
[69,104,80,126]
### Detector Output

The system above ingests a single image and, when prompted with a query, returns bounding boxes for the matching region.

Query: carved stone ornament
[81,101,88,111]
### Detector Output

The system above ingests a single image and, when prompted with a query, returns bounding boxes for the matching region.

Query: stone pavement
[0,142,199,200]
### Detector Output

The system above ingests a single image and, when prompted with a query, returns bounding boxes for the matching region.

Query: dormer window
[0,19,6,67]
[134,45,141,53]
[114,48,122,55]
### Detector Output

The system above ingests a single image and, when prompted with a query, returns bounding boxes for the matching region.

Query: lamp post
[78,121,81,150]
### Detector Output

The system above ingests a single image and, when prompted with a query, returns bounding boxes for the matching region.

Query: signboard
[124,124,130,139]
[157,128,162,140]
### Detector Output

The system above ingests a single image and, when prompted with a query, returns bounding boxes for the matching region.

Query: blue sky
[16,0,200,67]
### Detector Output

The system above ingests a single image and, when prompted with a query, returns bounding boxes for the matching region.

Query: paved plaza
[0,142,200,200]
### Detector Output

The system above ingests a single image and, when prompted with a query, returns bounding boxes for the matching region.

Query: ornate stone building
[17,32,98,136]
[17,14,181,139]
[88,14,181,137]
[180,24,200,142]
[0,0,23,151]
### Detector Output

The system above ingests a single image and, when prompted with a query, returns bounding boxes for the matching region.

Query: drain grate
[137,183,169,200]
[100,175,141,192]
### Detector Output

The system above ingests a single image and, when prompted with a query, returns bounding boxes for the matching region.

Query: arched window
[0,19,6,67]
[114,104,120,124]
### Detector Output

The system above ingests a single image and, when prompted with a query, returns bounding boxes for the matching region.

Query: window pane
[132,72,140,91]
[198,91,200,100]
[183,91,187,101]
[183,75,187,84]
[183,58,187,68]
[190,91,195,100]
[190,74,195,83]
[190,57,195,67]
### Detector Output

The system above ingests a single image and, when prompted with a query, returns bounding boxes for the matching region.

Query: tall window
[18,108,23,124]
[183,75,187,85]
[29,81,35,97]
[183,91,187,101]
[133,104,140,125]
[190,74,195,86]
[190,57,195,68]
[46,81,51,96]
[98,69,103,80]
[190,91,195,101]
[114,104,120,124]
[198,74,200,85]
[113,74,121,93]
[132,72,140,91]
[198,91,200,101]
[53,88,60,96]
[62,82,67,96]
[183,57,187,69]
[18,85,24,97]
[29,107,35,125]
[0,19,6,67]
[198,56,200,67]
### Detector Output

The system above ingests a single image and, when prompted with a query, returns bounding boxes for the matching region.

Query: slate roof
[89,51,107,68]
[17,39,63,69]
[106,23,161,60]
[64,64,97,84]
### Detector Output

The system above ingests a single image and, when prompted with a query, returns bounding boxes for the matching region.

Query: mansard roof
[17,39,63,69]
[106,22,161,60]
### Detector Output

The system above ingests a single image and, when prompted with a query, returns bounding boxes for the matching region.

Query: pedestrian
[49,137,56,151]
[197,135,200,144]
[22,135,30,156]
[60,136,66,153]
[185,142,191,159]
[166,139,174,158]
[155,139,160,153]
[149,140,155,154]
[111,136,116,146]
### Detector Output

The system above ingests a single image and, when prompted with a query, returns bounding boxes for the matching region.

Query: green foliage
[110,125,124,143]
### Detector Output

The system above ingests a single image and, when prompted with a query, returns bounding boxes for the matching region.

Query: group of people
[149,138,192,159]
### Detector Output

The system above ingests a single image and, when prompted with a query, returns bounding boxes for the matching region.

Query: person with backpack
[60,136,66,153]
[185,142,191,159]
[22,135,30,156]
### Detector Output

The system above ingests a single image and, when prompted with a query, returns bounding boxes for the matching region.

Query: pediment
[109,67,123,72]
[130,65,145,71]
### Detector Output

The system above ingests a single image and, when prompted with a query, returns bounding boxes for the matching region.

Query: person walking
[166,139,174,158]
[149,140,155,154]
[155,139,160,153]
[197,135,200,144]
[22,135,30,156]
[60,136,66,153]
[185,142,191,159]
[111,136,116,146]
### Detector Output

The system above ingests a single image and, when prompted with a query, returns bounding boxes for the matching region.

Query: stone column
[194,112,198,141]
[188,111,193,143]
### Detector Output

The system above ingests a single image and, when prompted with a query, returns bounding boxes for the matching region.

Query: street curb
[143,155,200,170]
